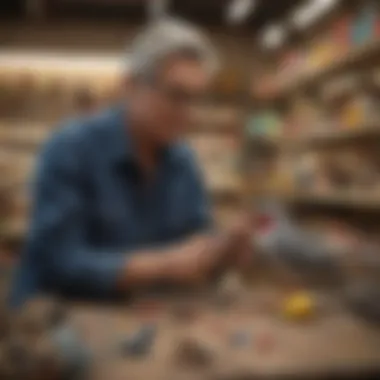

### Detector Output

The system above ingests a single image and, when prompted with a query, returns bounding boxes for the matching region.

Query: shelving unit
[281,191,380,210]
[256,38,380,104]
[246,0,380,248]
[255,121,380,151]
[0,122,50,149]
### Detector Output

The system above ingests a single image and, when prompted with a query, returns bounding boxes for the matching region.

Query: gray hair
[127,18,219,81]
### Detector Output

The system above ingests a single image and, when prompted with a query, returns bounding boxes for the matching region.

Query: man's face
[130,57,211,146]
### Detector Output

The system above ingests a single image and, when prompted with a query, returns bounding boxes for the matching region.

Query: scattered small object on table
[0,294,92,380]
[282,291,316,321]
[119,324,157,358]
[255,332,276,355]
[32,336,62,380]
[51,324,91,380]
[229,330,252,348]
[214,273,245,308]
[0,336,36,379]
[174,336,216,369]
[16,297,67,337]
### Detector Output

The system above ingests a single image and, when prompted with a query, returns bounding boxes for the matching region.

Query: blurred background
[1,0,380,273]
[1,1,380,379]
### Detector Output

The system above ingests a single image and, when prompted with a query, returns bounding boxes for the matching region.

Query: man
[10,19,252,306]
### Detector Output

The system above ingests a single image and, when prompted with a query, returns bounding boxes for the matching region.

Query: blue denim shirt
[10,106,211,305]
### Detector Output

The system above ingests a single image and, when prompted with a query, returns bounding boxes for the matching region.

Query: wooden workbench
[69,288,380,380]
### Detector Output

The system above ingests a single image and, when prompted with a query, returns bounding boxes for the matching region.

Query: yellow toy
[282,292,316,321]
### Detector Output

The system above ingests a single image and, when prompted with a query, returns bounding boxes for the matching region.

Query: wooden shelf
[0,152,35,180]
[256,39,380,103]
[208,182,243,202]
[189,105,244,135]
[249,123,380,151]
[0,218,27,242]
[281,191,380,210]
[294,125,380,149]
[247,135,282,152]
[0,123,50,149]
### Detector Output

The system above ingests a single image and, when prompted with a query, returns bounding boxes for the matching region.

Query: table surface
[69,287,380,380]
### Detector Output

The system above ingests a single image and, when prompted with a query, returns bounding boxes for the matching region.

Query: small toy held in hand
[174,336,215,369]
[252,200,339,284]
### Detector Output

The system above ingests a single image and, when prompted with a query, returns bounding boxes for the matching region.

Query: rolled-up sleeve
[27,130,126,298]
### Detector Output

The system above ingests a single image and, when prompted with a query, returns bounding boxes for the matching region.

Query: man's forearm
[118,249,172,289]
[116,234,223,290]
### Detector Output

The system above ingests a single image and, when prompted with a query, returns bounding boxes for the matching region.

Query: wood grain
[69,289,380,380]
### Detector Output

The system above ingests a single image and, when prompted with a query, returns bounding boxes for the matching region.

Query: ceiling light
[261,24,286,49]
[292,0,338,29]
[226,0,257,25]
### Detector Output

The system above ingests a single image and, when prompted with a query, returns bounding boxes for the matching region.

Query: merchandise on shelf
[246,111,282,139]
[257,142,380,197]
[308,33,336,72]
[252,73,279,99]
[332,15,353,58]
[254,2,380,99]
[293,153,321,191]
[189,135,239,165]
[277,50,303,86]
[351,2,380,46]
[0,66,120,122]
[335,91,380,129]
[215,67,241,95]
[288,97,326,138]
[190,105,241,132]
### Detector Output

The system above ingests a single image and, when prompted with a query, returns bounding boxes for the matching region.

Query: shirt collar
[107,105,184,169]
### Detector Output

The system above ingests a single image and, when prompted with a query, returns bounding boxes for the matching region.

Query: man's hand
[118,213,255,291]
[220,213,255,268]
[164,214,256,283]
[119,235,224,289]
[163,236,221,285]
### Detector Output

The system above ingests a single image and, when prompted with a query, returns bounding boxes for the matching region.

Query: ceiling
[169,0,306,29]
[0,0,306,31]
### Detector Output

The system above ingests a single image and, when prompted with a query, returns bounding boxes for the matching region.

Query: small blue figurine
[51,324,91,380]
[120,324,157,357]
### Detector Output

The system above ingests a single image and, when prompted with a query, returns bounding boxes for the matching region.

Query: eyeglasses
[150,80,206,106]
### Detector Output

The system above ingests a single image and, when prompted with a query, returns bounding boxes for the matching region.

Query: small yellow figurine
[282,291,316,321]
